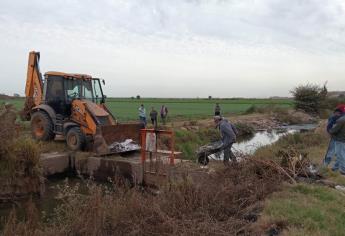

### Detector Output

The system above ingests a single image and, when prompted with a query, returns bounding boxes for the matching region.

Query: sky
[0,0,345,98]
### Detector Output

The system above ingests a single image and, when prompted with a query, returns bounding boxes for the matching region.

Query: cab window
[65,79,80,102]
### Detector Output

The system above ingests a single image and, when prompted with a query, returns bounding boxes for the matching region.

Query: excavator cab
[44,74,105,117]
[23,51,141,154]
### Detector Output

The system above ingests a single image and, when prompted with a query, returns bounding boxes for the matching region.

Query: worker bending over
[214,116,238,166]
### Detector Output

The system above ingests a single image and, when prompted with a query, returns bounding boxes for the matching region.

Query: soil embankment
[174,109,315,131]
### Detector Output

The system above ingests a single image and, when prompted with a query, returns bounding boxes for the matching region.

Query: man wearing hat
[328,105,345,175]
[214,116,238,166]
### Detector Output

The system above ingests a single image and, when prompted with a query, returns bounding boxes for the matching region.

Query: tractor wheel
[31,111,55,141]
[66,127,85,151]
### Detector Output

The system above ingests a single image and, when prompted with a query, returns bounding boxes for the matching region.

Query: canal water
[209,123,317,160]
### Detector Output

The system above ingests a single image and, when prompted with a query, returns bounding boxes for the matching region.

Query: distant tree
[208,96,212,100]
[131,96,135,100]
[136,95,141,100]
[13,93,20,97]
[290,83,327,114]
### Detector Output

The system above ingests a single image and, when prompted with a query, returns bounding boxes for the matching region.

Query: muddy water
[210,123,317,159]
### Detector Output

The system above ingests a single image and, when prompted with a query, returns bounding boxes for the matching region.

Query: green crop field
[1,97,293,122]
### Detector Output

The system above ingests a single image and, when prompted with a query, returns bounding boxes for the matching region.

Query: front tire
[66,127,85,151]
[31,111,55,141]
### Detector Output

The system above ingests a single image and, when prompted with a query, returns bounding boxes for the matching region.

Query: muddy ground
[173,109,315,131]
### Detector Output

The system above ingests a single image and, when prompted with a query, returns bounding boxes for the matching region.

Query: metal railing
[140,129,175,181]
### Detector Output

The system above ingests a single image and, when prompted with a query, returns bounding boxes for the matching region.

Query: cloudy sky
[0,0,345,98]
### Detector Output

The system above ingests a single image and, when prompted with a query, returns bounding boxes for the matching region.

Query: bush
[0,104,41,180]
[291,83,327,114]
[244,105,287,115]
[11,138,41,178]
[3,160,284,236]
[0,104,17,155]
[235,122,255,136]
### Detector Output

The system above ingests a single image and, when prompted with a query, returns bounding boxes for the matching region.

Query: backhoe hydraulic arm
[21,51,43,120]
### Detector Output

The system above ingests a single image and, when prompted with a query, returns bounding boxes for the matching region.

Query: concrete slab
[40,152,182,186]
[40,152,70,176]
[75,154,144,184]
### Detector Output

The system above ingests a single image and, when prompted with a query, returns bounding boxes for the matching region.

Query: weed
[0,104,42,199]
[2,160,284,235]
[175,128,220,160]
[234,122,255,136]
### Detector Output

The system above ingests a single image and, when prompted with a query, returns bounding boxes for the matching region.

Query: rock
[335,185,345,193]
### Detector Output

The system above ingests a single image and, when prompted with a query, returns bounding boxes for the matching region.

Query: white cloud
[0,0,345,97]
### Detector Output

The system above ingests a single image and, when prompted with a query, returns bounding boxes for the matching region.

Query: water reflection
[209,129,300,160]
[233,129,296,155]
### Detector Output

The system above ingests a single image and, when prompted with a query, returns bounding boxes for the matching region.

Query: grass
[257,183,345,236]
[254,132,328,164]
[251,126,345,235]
[1,97,293,121]
[174,128,220,160]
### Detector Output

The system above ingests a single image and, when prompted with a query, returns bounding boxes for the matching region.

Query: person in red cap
[336,104,345,113]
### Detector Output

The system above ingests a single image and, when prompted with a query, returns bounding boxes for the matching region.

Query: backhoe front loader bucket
[93,123,143,155]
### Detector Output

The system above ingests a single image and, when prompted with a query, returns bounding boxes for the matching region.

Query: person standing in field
[160,105,168,125]
[149,106,158,127]
[214,103,221,116]
[323,107,344,170]
[138,104,146,127]
[328,105,345,175]
[214,116,238,166]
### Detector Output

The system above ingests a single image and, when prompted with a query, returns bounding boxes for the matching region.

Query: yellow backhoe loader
[21,51,141,154]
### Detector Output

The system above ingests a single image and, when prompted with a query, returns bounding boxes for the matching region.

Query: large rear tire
[66,127,86,151]
[31,111,55,141]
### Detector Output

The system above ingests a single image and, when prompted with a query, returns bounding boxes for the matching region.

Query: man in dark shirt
[150,107,158,128]
[214,103,221,116]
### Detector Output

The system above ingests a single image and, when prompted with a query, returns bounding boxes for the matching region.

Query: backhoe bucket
[93,123,143,155]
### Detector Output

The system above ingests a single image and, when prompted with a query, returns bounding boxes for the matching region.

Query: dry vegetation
[2,160,285,236]
[0,104,42,199]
